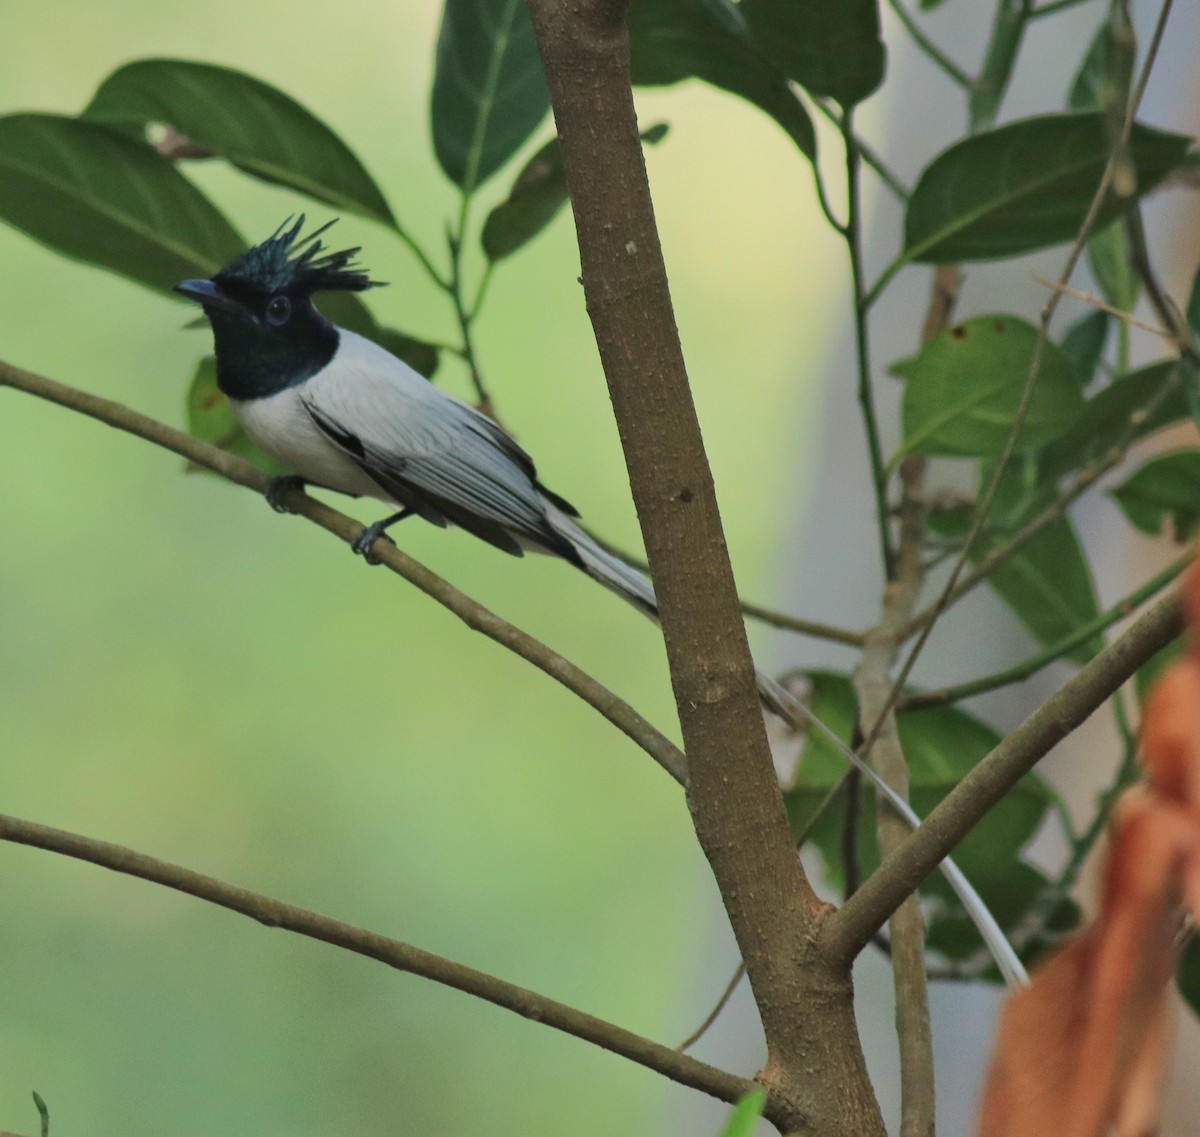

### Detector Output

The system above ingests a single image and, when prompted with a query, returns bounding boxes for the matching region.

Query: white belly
[230,387,392,503]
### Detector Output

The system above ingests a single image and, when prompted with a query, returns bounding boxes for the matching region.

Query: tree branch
[823,587,1186,963]
[523,6,882,1134]
[0,811,752,1105]
[0,359,687,786]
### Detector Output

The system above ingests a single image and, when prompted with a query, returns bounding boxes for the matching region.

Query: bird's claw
[352,522,396,564]
[266,474,307,513]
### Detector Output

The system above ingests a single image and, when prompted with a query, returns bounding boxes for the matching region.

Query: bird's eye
[265,296,291,326]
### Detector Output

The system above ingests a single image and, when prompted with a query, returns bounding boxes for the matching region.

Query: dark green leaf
[716,1091,767,1137]
[430,0,550,191]
[1086,218,1138,311]
[784,673,1052,894]
[628,0,816,159]
[481,124,669,262]
[1059,309,1109,387]
[317,291,440,378]
[184,356,287,475]
[739,0,885,108]
[82,59,395,225]
[1186,261,1200,340]
[926,862,1080,972]
[0,113,242,292]
[902,115,1190,263]
[1178,936,1200,1020]
[894,315,1085,458]
[973,516,1102,664]
[1111,450,1200,541]
[1067,16,1133,113]
[1039,360,1184,485]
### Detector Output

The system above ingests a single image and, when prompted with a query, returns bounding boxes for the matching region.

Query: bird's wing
[299,332,578,560]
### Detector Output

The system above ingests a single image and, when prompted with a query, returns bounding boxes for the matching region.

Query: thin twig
[823,586,1186,963]
[0,811,752,1106]
[885,0,974,89]
[863,0,1176,755]
[583,531,865,646]
[898,549,1192,710]
[843,107,897,579]
[0,360,687,786]
[1033,275,1173,338]
[676,963,747,1052]
[810,99,910,202]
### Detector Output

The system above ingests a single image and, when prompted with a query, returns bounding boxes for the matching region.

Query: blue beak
[174,278,243,315]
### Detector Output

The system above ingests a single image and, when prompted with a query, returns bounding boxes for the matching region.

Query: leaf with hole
[0,113,243,293]
[481,123,669,262]
[430,0,551,191]
[901,114,1189,263]
[894,315,1085,459]
[739,0,885,108]
[1111,450,1200,541]
[628,0,815,159]
[83,59,395,225]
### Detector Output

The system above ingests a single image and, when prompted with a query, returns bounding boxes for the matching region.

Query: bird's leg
[353,509,414,563]
[265,474,307,513]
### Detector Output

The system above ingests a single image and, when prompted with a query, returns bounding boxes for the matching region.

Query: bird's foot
[266,474,307,513]
[352,521,397,564]
[352,509,413,565]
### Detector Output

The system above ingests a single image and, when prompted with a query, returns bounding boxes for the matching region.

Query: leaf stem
[884,0,974,90]
[898,549,1192,709]
[810,98,911,202]
[842,108,897,579]
[390,219,453,293]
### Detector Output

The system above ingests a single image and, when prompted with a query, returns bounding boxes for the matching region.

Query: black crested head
[214,215,384,300]
[175,216,386,401]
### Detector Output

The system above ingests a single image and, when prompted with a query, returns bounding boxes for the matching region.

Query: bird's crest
[215,216,383,297]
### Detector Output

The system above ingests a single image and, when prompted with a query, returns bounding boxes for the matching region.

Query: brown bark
[522,4,884,1133]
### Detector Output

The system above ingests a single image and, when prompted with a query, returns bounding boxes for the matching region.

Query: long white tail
[550,507,1028,986]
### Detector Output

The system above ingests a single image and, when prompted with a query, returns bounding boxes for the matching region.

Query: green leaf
[628,0,816,159]
[1059,309,1109,386]
[185,356,287,475]
[925,862,1080,972]
[894,315,1085,459]
[715,1090,767,1137]
[1067,16,1133,114]
[1039,360,1184,485]
[0,113,243,292]
[784,673,1052,894]
[1186,261,1200,340]
[902,114,1190,263]
[1178,936,1200,1020]
[317,291,440,378]
[1111,450,1200,541]
[739,0,885,108]
[1086,218,1138,311]
[82,59,395,225]
[973,516,1102,664]
[481,123,669,262]
[430,0,551,192]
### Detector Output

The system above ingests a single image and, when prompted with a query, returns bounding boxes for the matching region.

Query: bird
[175,216,660,617]
[175,217,1024,982]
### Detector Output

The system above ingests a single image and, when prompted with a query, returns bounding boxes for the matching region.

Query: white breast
[229,384,391,502]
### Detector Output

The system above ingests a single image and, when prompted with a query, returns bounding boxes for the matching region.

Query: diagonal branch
[823,587,1186,963]
[0,359,687,786]
[0,811,751,1105]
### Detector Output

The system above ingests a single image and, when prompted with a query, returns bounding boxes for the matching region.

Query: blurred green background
[0,3,842,1135]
